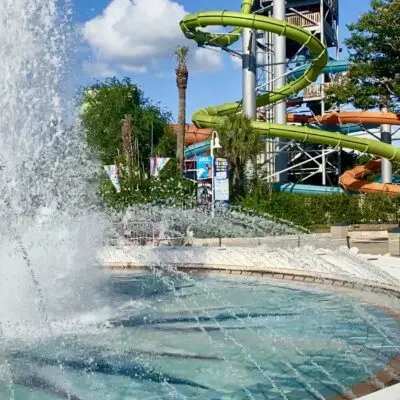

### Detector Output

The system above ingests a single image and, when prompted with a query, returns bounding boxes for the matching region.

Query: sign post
[214,158,229,202]
[210,131,222,217]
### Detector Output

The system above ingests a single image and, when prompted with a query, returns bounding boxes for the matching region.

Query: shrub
[239,192,400,228]
[100,165,196,211]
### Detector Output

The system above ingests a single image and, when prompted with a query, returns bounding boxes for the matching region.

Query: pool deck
[101,236,400,400]
[356,383,400,399]
[101,241,400,299]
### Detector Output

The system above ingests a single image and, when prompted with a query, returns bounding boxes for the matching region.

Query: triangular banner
[104,165,121,193]
[150,157,171,177]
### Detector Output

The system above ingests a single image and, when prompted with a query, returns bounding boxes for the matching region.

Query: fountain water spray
[0,1,399,398]
[0,0,108,338]
[0,2,112,397]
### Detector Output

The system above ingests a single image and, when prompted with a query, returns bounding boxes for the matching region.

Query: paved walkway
[358,383,400,400]
[349,240,390,256]
[182,232,392,256]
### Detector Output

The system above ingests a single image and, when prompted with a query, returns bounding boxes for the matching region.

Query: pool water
[1,271,399,400]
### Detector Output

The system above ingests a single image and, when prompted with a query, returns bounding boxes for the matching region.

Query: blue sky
[74,0,372,122]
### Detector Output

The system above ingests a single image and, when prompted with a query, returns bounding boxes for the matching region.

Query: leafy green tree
[80,77,172,168]
[326,0,400,111]
[154,127,177,158]
[216,115,265,197]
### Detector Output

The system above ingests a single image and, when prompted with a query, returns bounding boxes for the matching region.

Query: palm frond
[174,46,189,62]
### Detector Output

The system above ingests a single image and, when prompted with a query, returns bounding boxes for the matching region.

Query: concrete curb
[104,262,400,300]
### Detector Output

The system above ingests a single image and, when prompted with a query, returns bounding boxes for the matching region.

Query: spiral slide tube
[180,0,400,194]
[287,112,400,127]
[339,160,400,195]
[287,59,349,81]
[183,123,381,159]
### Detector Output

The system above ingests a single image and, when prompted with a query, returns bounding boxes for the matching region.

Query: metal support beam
[320,0,327,186]
[262,21,276,182]
[381,107,392,183]
[263,149,336,182]
[242,28,257,120]
[273,0,288,182]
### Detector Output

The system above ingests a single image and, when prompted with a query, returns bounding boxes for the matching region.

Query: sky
[73,0,372,122]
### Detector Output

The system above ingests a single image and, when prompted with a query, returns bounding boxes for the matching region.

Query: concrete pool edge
[104,261,400,301]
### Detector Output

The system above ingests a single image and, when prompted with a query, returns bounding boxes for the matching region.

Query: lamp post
[210,130,222,217]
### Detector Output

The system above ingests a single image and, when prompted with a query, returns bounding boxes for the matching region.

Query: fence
[110,221,194,247]
[303,82,334,101]
[107,224,397,256]
[286,11,320,28]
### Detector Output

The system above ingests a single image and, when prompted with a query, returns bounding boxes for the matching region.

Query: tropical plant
[100,166,196,210]
[216,114,265,197]
[80,77,171,168]
[154,127,177,158]
[174,46,189,173]
[240,191,400,228]
[326,0,400,111]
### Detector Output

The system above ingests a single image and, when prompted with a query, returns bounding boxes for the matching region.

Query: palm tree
[216,115,265,197]
[121,114,133,167]
[174,46,189,173]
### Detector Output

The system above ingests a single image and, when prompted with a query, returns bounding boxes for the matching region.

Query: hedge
[240,192,400,228]
[100,173,196,211]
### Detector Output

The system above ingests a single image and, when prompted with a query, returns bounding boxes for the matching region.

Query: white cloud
[82,0,223,75]
[231,55,242,69]
[190,47,223,73]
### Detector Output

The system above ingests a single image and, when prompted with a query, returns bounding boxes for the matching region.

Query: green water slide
[180,0,400,162]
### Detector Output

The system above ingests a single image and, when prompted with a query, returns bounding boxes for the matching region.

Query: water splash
[0,0,108,338]
[120,205,302,239]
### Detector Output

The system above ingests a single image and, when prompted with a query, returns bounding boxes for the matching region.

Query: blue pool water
[1,271,399,400]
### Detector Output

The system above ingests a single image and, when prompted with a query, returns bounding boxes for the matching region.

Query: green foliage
[100,165,196,211]
[215,114,265,198]
[174,46,189,74]
[353,154,400,181]
[240,191,400,228]
[154,127,177,157]
[80,77,172,165]
[356,154,373,165]
[326,0,400,110]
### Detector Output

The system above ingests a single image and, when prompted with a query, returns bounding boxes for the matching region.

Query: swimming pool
[1,271,399,399]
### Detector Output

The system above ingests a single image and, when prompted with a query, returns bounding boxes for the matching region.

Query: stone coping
[357,383,400,399]
[104,262,400,300]
[156,232,388,247]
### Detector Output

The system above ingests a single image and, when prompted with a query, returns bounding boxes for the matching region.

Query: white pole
[274,0,288,183]
[320,0,327,186]
[381,107,393,183]
[242,28,257,119]
[335,2,341,177]
[211,132,215,217]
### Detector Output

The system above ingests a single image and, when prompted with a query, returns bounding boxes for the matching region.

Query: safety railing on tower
[286,11,320,29]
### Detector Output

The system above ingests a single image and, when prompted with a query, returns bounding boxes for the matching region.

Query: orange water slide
[170,124,213,146]
[339,160,400,195]
[174,112,400,146]
[287,111,400,126]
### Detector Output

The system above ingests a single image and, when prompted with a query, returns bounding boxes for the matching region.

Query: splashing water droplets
[0,2,399,399]
[0,0,107,339]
